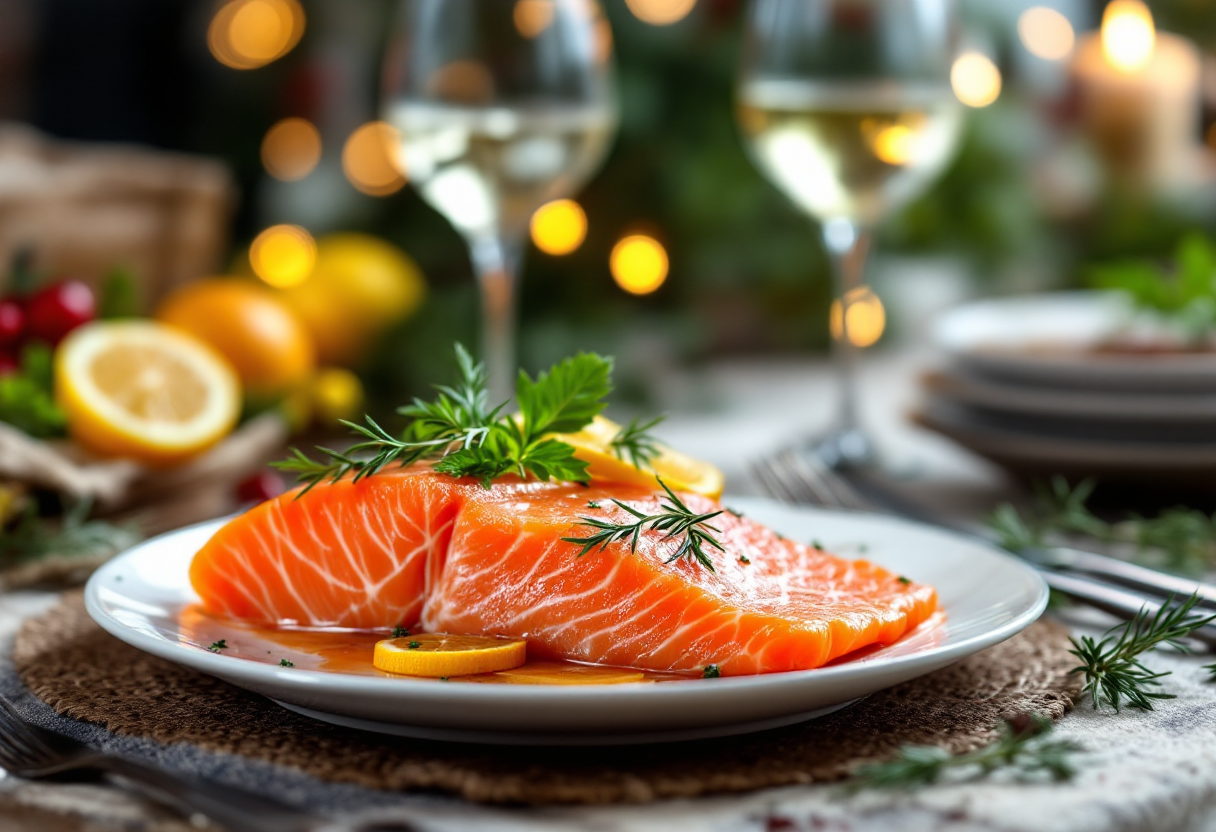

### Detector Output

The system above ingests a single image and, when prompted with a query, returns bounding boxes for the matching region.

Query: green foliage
[609,415,665,469]
[1088,232,1216,340]
[1069,593,1214,712]
[852,714,1078,790]
[0,500,140,569]
[0,344,66,439]
[98,267,142,319]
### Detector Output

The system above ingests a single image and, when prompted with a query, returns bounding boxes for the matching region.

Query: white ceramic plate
[84,498,1047,746]
[935,292,1216,392]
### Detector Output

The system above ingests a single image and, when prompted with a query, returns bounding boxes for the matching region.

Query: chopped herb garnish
[702,664,721,678]
[898,576,911,585]
[409,641,421,649]
[392,625,409,638]
[609,415,665,469]
[811,539,824,551]
[739,555,751,564]
[279,659,294,667]
[1070,592,1215,711]
[562,479,725,571]
[587,501,601,509]
[208,640,228,653]
[440,676,450,682]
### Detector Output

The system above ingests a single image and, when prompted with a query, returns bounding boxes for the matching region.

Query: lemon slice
[553,415,725,500]
[374,634,527,677]
[55,321,242,467]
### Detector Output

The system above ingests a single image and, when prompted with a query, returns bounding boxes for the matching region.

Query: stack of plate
[918,291,1216,483]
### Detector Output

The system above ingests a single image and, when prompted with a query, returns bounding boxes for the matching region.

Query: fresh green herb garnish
[811,540,823,551]
[898,576,911,585]
[279,659,294,667]
[209,640,228,653]
[702,664,721,678]
[609,415,665,469]
[0,499,140,570]
[852,714,1078,790]
[587,501,601,509]
[739,555,751,564]
[1070,592,1215,712]
[990,476,1216,575]
[408,641,421,649]
[275,344,612,493]
[0,344,66,439]
[440,676,450,682]
[562,479,725,571]
[1088,232,1216,342]
[392,626,409,638]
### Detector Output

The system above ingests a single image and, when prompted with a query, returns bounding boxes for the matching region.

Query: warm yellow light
[250,225,316,288]
[867,123,915,166]
[514,0,554,38]
[624,0,697,26]
[951,52,1002,108]
[1102,0,1155,73]
[208,0,305,71]
[261,118,322,181]
[343,122,407,197]
[830,286,886,348]
[611,235,668,295]
[531,200,588,256]
[1018,7,1076,61]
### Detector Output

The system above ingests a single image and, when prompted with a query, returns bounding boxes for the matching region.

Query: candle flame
[1102,0,1155,73]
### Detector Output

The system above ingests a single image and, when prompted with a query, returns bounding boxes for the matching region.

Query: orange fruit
[157,279,315,398]
[56,321,241,466]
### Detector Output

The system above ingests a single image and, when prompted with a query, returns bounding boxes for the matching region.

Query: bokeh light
[208,0,305,71]
[624,0,697,26]
[611,235,669,295]
[426,60,496,105]
[531,200,588,255]
[951,52,1002,108]
[1102,0,1155,73]
[250,225,317,288]
[343,122,407,197]
[514,0,554,38]
[1018,7,1076,61]
[830,286,886,348]
[261,118,322,181]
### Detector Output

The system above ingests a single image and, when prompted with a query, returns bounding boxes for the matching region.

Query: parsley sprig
[561,479,725,571]
[275,344,619,493]
[852,713,1078,790]
[1069,592,1215,712]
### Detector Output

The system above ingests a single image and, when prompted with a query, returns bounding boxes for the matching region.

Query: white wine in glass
[737,0,962,467]
[383,0,617,402]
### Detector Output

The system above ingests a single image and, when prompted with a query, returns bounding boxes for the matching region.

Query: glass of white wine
[737,0,962,467]
[383,0,617,401]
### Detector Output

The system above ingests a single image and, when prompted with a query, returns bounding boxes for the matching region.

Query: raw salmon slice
[190,467,936,676]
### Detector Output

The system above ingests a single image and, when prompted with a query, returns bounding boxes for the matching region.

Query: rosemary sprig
[609,415,665,469]
[1069,592,1215,712]
[989,476,1216,575]
[562,479,725,571]
[852,714,1079,790]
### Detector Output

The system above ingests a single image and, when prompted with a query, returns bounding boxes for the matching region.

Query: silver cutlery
[752,446,1216,648]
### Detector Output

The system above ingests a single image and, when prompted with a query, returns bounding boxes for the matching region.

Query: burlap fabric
[12,593,1079,806]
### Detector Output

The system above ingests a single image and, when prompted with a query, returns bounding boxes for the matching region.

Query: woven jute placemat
[13,593,1081,805]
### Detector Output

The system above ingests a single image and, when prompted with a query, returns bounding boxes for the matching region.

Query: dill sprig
[1069,592,1215,712]
[989,476,1216,575]
[852,714,1079,790]
[561,479,725,571]
[609,415,665,469]
[274,344,615,493]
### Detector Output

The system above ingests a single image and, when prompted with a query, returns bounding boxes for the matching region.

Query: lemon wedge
[374,634,527,677]
[55,321,242,467]
[553,415,725,500]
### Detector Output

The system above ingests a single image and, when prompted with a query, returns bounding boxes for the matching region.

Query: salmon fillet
[190,466,936,675]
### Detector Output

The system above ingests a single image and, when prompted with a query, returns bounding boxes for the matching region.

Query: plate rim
[83,498,1049,704]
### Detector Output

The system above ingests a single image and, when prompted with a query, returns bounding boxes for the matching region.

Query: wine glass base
[804,427,877,471]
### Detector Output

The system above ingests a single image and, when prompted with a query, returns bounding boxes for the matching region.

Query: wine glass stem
[823,219,873,449]
[470,235,523,404]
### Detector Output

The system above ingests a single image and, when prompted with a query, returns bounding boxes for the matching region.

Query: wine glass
[383,0,617,402]
[737,0,962,467]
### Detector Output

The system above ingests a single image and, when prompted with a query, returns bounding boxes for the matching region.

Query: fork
[0,693,351,832]
[752,446,1216,648]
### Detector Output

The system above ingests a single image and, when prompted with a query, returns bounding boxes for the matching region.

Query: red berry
[25,280,95,345]
[236,470,287,505]
[0,301,24,346]
[0,352,19,376]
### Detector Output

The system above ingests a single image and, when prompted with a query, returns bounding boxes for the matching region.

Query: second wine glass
[737,0,962,467]
[383,0,617,401]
